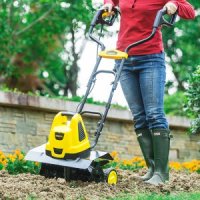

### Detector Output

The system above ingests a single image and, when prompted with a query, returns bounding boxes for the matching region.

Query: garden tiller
[25,8,176,184]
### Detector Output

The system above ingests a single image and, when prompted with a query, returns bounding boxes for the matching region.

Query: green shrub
[164,92,188,117]
[186,66,200,134]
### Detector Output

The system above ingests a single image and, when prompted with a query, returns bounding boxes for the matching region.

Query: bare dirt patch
[0,169,199,200]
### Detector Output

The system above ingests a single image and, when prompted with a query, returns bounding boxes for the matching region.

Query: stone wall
[0,91,199,161]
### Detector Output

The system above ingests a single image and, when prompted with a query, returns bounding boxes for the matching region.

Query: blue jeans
[115,52,169,131]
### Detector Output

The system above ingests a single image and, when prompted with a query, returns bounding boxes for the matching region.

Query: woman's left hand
[164,2,178,15]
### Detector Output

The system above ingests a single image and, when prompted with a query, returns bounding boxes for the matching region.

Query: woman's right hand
[101,3,113,12]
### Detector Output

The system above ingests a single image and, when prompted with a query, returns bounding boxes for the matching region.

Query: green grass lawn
[106,192,200,200]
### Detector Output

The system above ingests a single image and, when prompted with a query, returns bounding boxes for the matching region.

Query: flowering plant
[0,150,199,174]
[110,151,200,173]
[0,149,40,174]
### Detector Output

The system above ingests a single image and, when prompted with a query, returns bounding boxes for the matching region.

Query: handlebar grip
[153,8,167,28]
[153,8,177,28]
[90,8,119,27]
[102,11,113,18]
[90,9,103,27]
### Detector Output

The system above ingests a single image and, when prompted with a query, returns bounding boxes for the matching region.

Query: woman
[102,0,195,185]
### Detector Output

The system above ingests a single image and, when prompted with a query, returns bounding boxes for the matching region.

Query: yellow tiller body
[45,113,91,159]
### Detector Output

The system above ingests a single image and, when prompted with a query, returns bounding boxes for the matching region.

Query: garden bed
[0,168,200,200]
[0,150,199,199]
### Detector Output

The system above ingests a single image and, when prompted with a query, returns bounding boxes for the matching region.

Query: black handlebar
[125,8,177,53]
[90,7,119,27]
[153,8,177,28]
[89,7,177,52]
[89,8,119,51]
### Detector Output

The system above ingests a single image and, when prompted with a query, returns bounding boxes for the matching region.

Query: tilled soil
[0,169,199,200]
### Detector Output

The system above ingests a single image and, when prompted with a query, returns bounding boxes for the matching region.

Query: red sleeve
[169,0,195,19]
[104,0,119,7]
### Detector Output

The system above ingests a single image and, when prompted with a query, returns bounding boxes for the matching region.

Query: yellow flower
[182,162,193,170]
[181,160,200,172]
[111,151,118,158]
[14,149,21,156]
[7,154,11,158]
[123,159,133,166]
[111,151,120,162]
[0,154,6,161]
[138,160,146,167]
[7,154,16,162]
[18,154,24,160]
[7,154,13,160]
[191,166,198,172]
[131,156,143,163]
[34,162,39,166]
[169,161,182,170]
[2,160,7,166]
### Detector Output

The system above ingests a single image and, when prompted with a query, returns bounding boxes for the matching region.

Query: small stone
[57,178,66,184]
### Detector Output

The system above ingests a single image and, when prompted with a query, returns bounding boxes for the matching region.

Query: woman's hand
[101,3,113,12]
[164,2,178,15]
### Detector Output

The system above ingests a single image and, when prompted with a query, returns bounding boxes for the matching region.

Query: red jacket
[103,0,195,55]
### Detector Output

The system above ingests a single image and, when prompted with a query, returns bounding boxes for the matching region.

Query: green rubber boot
[145,129,171,186]
[136,129,154,181]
